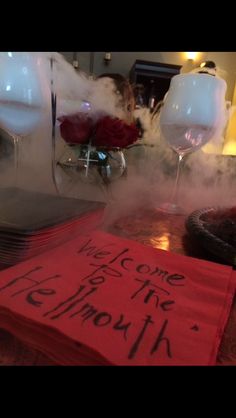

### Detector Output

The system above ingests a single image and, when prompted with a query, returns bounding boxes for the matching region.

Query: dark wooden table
[0,209,235,365]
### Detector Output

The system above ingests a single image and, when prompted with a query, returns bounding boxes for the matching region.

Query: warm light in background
[222,140,236,155]
[223,104,236,155]
[186,52,198,60]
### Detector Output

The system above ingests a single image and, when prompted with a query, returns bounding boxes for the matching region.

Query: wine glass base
[156,202,186,215]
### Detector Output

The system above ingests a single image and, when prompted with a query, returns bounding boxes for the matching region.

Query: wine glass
[0,52,48,186]
[158,73,227,214]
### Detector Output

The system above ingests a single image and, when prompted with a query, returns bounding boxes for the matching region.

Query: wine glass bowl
[0,52,48,185]
[158,73,228,214]
[0,52,48,135]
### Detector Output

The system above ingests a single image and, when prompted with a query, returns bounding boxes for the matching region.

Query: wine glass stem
[170,153,184,206]
[13,135,19,187]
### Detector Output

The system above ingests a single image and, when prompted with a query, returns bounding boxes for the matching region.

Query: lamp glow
[186,52,198,60]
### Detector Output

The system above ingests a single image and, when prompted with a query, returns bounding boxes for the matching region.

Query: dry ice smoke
[1,51,236,220]
[134,107,161,145]
[42,52,128,120]
[88,76,127,120]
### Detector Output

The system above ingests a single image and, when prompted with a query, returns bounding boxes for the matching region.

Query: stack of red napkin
[0,228,235,365]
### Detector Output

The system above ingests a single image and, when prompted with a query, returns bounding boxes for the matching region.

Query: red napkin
[0,229,235,365]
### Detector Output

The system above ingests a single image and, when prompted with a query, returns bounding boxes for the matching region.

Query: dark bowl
[185,207,236,266]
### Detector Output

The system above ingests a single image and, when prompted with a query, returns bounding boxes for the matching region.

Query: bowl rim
[185,206,236,266]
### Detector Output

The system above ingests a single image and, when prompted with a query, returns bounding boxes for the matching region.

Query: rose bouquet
[58,112,139,149]
[57,112,140,183]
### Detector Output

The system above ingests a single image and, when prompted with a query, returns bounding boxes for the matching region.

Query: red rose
[58,113,94,145]
[94,116,139,149]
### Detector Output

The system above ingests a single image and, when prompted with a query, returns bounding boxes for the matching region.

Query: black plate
[185,207,236,266]
[0,187,105,233]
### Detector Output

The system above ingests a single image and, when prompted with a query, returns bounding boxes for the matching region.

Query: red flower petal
[58,113,94,145]
[94,116,139,148]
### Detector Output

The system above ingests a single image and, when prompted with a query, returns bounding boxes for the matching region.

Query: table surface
[0,209,236,366]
